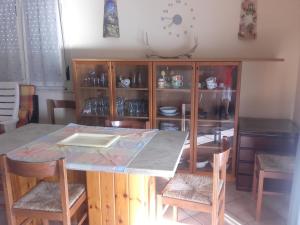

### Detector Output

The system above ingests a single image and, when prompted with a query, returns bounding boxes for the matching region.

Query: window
[0,0,24,82]
[0,0,65,86]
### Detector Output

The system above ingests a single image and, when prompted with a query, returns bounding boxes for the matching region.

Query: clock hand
[161,16,172,21]
[167,21,174,27]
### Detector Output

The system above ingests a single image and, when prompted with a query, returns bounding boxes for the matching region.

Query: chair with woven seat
[252,153,294,221]
[158,138,231,225]
[1,155,87,225]
[47,99,76,124]
[105,120,150,129]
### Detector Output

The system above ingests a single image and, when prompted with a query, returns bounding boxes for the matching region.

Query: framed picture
[103,0,120,38]
[238,0,257,40]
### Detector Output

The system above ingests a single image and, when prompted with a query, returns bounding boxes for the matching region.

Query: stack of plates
[159,106,179,117]
[160,122,180,131]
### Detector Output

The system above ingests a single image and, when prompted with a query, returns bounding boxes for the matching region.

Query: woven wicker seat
[13,181,85,212]
[253,153,294,221]
[158,138,231,225]
[1,156,88,225]
[163,174,224,205]
[257,154,294,173]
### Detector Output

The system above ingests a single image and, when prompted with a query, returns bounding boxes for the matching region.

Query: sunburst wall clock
[161,0,197,38]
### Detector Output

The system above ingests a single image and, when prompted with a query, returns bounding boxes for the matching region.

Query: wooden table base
[86,172,156,225]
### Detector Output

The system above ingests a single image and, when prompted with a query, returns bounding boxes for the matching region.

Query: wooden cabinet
[73,59,242,178]
[111,61,152,122]
[194,62,241,175]
[153,62,196,172]
[237,117,298,191]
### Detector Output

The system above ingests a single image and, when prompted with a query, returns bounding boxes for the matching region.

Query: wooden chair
[252,153,294,221]
[105,120,150,129]
[47,99,76,124]
[0,155,87,225]
[0,82,19,132]
[158,138,231,225]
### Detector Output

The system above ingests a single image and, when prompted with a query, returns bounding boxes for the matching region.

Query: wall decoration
[103,0,119,38]
[238,0,257,40]
[143,32,198,59]
[161,0,196,38]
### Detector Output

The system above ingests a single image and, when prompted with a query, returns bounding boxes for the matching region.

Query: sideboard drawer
[237,162,254,175]
[239,135,295,151]
[239,148,255,161]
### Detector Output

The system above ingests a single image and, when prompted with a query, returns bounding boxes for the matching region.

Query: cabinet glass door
[112,62,152,122]
[195,63,240,174]
[74,62,111,126]
[153,62,195,172]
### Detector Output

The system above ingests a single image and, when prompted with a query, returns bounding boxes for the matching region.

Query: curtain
[288,137,300,225]
[0,0,24,82]
[21,0,64,86]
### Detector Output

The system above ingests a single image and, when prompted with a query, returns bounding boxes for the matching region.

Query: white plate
[160,112,179,117]
[57,133,120,148]
[159,106,178,114]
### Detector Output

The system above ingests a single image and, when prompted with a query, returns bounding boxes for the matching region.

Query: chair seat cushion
[13,181,85,212]
[257,154,294,173]
[162,174,223,205]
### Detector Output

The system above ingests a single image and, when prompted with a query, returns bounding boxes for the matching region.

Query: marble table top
[2,123,188,177]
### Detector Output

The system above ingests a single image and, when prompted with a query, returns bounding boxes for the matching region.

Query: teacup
[172,75,183,88]
[206,76,217,89]
[120,78,130,88]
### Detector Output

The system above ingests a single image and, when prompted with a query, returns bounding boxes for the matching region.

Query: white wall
[44,0,300,122]
[293,50,300,126]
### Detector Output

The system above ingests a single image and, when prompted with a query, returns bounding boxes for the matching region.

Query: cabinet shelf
[156,115,190,121]
[81,114,108,118]
[116,115,149,120]
[197,117,235,123]
[156,88,191,93]
[198,89,237,93]
[80,87,108,90]
[116,87,148,91]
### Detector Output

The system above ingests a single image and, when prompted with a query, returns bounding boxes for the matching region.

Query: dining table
[0,123,188,225]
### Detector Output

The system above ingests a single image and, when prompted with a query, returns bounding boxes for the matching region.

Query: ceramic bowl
[196,160,209,168]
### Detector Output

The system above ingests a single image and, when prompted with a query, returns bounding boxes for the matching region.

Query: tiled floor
[0,182,289,225]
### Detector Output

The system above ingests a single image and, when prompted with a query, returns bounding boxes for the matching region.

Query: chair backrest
[212,137,231,209]
[105,120,150,129]
[47,99,76,124]
[0,155,70,222]
[17,85,38,127]
[0,82,19,122]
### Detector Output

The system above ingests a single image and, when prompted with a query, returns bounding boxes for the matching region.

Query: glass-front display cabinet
[153,62,196,173]
[73,61,112,126]
[194,62,241,175]
[111,61,152,122]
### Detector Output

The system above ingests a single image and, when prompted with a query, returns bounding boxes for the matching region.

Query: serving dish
[57,133,120,148]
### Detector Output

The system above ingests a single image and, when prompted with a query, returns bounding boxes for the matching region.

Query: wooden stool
[1,155,87,225]
[252,153,294,221]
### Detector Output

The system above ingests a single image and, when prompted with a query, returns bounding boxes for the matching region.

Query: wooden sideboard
[236,117,299,191]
